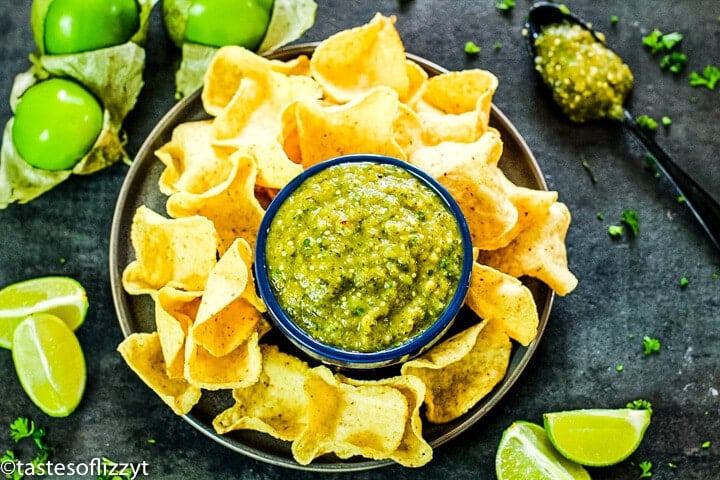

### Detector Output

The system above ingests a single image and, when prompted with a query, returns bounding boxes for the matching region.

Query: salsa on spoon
[524,2,720,250]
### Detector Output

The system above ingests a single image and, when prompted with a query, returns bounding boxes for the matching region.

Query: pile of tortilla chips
[118,13,578,468]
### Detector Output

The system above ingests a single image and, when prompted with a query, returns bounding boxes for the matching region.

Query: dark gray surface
[1,1,718,479]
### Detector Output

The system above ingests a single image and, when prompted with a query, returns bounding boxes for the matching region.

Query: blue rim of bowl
[254,154,474,368]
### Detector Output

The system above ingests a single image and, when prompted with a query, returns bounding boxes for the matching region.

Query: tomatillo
[184,0,274,50]
[12,78,104,171]
[42,0,140,54]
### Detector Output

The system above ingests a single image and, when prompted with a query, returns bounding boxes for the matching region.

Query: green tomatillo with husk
[162,0,317,98]
[0,0,157,208]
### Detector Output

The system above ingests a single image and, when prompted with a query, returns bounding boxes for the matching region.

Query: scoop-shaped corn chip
[211,69,321,143]
[420,69,497,120]
[227,141,303,190]
[293,86,406,168]
[155,287,202,378]
[465,262,539,346]
[476,201,578,295]
[401,320,511,424]
[122,206,219,295]
[167,152,265,252]
[310,13,409,103]
[401,59,428,105]
[117,332,202,415]
[409,131,519,250]
[184,331,262,390]
[155,120,234,196]
[212,344,312,440]
[202,46,311,116]
[338,374,432,468]
[291,366,409,465]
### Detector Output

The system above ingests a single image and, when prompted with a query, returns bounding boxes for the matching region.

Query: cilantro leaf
[642,29,664,54]
[608,224,624,237]
[636,115,658,131]
[9,417,34,443]
[638,460,653,478]
[661,32,683,50]
[642,336,661,355]
[621,209,640,236]
[689,65,720,90]
[495,0,515,11]
[464,41,481,55]
[627,398,653,413]
[660,51,687,73]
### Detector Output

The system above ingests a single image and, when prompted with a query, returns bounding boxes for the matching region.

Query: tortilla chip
[155,287,202,378]
[117,332,202,415]
[212,344,312,440]
[476,201,578,295]
[294,86,406,168]
[339,374,432,468]
[184,331,262,390]
[401,59,428,105]
[310,13,409,103]
[419,69,497,122]
[155,120,234,195]
[211,69,321,143]
[122,206,219,295]
[465,262,539,346]
[202,46,311,116]
[166,151,265,252]
[401,320,511,424]
[291,366,409,464]
[409,131,519,250]
[230,141,303,190]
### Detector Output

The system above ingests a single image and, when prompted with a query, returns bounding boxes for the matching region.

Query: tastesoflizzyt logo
[0,457,150,479]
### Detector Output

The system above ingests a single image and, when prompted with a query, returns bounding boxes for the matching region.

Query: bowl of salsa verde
[255,154,474,369]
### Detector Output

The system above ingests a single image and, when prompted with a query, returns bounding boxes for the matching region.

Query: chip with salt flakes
[291,366,409,465]
[167,151,265,252]
[213,344,312,441]
[401,320,511,424]
[117,332,202,416]
[184,331,262,391]
[409,131,519,250]
[309,13,409,103]
[155,286,201,379]
[338,373,432,468]
[155,120,234,196]
[202,46,311,116]
[121,205,219,295]
[292,86,406,168]
[465,262,539,346]
[476,201,578,296]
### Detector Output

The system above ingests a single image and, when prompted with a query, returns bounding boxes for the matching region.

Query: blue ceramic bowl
[254,154,473,369]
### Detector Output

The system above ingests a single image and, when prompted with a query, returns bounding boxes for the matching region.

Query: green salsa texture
[534,21,634,122]
[265,162,464,352]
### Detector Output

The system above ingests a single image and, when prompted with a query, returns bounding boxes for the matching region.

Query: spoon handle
[622,109,720,250]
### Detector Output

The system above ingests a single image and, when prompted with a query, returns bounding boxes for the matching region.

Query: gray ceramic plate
[109,44,553,472]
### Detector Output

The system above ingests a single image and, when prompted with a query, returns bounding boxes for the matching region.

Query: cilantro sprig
[689,65,720,90]
[2,417,54,479]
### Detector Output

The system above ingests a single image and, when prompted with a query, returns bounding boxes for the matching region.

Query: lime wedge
[12,313,87,417]
[543,408,652,466]
[496,421,591,480]
[0,276,88,349]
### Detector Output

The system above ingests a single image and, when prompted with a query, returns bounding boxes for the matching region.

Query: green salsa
[265,162,464,353]
[534,21,634,122]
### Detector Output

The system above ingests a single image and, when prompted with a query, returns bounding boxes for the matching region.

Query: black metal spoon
[524,2,720,251]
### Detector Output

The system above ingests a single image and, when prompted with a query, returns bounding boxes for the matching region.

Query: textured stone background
[0,1,718,478]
